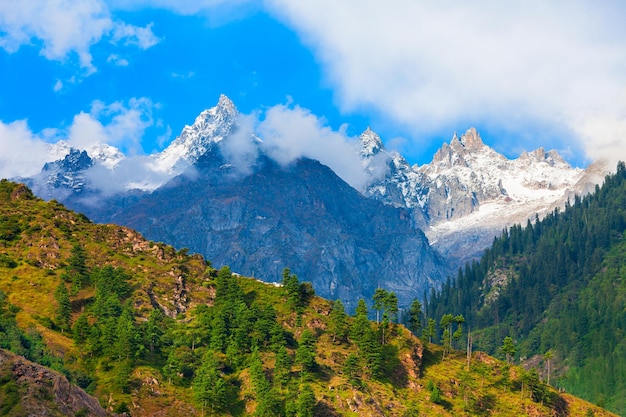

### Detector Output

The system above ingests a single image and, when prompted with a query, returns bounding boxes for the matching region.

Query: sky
[2,0,626,182]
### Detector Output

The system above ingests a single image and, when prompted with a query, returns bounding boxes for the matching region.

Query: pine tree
[115,309,139,360]
[296,384,316,417]
[193,353,228,414]
[343,353,362,388]
[408,299,423,335]
[328,299,348,343]
[144,308,166,354]
[282,267,299,303]
[274,346,292,387]
[423,318,436,344]
[54,283,71,332]
[72,313,90,344]
[500,336,516,364]
[372,288,388,323]
[295,330,316,372]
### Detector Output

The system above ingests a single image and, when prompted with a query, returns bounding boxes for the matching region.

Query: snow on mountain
[361,127,593,267]
[46,140,72,161]
[45,140,124,169]
[84,143,125,169]
[31,95,604,272]
[149,94,238,174]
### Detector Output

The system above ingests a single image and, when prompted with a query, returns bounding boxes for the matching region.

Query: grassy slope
[0,181,617,416]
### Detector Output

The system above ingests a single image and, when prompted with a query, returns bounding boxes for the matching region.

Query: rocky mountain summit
[360,127,599,266]
[150,94,239,175]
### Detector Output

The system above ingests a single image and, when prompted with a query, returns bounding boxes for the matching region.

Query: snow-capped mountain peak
[45,140,124,169]
[151,94,239,174]
[359,127,384,158]
[84,143,125,169]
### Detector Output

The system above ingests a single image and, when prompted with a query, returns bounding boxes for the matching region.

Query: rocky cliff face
[0,349,109,417]
[98,149,448,311]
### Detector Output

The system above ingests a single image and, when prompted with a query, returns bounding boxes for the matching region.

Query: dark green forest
[427,161,626,415]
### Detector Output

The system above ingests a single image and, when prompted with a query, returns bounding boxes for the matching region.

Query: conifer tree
[500,336,516,364]
[297,384,316,417]
[372,288,388,323]
[72,313,90,344]
[193,353,228,414]
[295,330,316,372]
[328,299,348,344]
[274,345,292,387]
[408,299,423,335]
[54,283,71,332]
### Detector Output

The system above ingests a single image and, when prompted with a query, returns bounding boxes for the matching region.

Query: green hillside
[0,179,616,416]
[428,162,626,415]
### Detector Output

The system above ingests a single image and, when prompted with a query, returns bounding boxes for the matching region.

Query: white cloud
[107,53,129,66]
[218,113,260,176]
[0,120,51,179]
[111,22,159,49]
[0,0,159,73]
[0,97,157,181]
[68,98,156,153]
[265,1,626,165]
[572,89,626,168]
[107,0,254,17]
[257,104,374,189]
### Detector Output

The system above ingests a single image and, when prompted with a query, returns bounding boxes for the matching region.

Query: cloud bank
[0,0,159,74]
[0,97,157,179]
[0,98,383,196]
[264,0,626,167]
[257,104,375,189]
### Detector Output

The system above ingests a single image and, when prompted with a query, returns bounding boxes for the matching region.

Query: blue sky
[2,1,626,180]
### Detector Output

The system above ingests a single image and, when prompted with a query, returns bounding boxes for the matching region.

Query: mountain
[149,94,239,175]
[0,180,616,417]
[22,95,604,303]
[101,149,447,311]
[427,162,626,415]
[361,127,598,268]
[30,96,447,310]
[26,148,95,200]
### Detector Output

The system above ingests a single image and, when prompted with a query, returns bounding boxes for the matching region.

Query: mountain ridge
[19,95,605,297]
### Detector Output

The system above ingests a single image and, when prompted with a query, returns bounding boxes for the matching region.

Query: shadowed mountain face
[93,149,448,311]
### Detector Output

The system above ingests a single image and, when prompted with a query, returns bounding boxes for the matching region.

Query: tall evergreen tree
[193,353,228,414]
[296,384,316,417]
[54,283,71,332]
[295,330,317,372]
[408,299,423,335]
[328,299,348,344]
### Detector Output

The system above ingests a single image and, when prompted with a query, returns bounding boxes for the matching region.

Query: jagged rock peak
[359,127,384,158]
[86,142,125,168]
[431,128,489,167]
[459,127,484,150]
[519,147,570,167]
[152,95,239,173]
[192,93,238,131]
[42,148,93,173]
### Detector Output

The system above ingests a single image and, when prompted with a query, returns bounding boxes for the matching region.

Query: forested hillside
[0,179,616,416]
[428,162,626,415]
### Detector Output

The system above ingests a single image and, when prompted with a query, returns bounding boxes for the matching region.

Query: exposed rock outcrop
[0,348,109,417]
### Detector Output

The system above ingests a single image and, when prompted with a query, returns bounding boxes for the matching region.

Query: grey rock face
[97,150,448,311]
[0,348,108,417]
